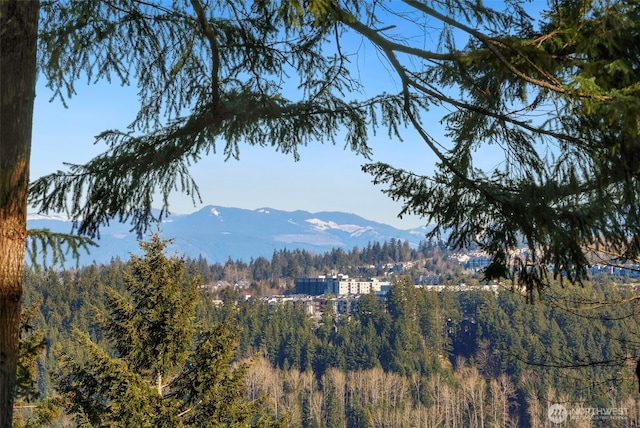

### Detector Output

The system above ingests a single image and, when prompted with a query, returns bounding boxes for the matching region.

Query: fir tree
[5,1,640,421]
[55,234,282,427]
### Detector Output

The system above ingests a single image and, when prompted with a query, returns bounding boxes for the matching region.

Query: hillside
[27,205,429,266]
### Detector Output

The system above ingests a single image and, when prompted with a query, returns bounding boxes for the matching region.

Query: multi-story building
[294,274,391,296]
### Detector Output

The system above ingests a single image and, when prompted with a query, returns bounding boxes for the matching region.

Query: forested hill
[20,244,640,427]
[27,205,428,266]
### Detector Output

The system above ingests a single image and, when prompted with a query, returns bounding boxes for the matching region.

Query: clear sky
[31,79,436,230]
[30,2,535,230]
[29,38,447,230]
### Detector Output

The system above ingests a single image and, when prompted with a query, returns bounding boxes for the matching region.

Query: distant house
[260,294,316,314]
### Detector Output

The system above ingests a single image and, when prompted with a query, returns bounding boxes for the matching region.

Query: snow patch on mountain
[26,205,427,266]
[27,214,70,222]
[306,218,374,236]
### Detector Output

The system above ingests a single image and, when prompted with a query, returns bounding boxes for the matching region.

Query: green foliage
[172,323,283,428]
[15,303,46,403]
[101,234,198,385]
[54,234,282,427]
[12,396,65,428]
[14,303,65,428]
[13,1,640,426]
[331,0,640,294]
[28,1,640,297]
[26,229,97,270]
[30,0,399,238]
[57,331,161,427]
[21,241,640,425]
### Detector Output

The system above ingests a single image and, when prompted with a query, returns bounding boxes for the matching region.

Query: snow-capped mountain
[27,205,429,266]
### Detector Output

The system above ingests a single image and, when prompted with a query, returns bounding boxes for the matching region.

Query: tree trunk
[157,371,162,397]
[0,1,39,426]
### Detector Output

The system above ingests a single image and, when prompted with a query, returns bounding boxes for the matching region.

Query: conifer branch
[26,229,97,269]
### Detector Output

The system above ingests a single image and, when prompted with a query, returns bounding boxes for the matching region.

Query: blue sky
[30,27,443,230]
[31,78,436,229]
[30,2,543,230]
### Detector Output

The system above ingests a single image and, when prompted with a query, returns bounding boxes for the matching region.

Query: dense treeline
[18,243,640,427]
[212,279,639,423]
[191,238,467,291]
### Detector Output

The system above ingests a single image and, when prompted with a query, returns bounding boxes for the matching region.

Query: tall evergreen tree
[0,0,378,418]
[4,0,640,422]
[55,234,282,427]
[304,0,640,294]
[1,2,39,422]
[100,234,198,396]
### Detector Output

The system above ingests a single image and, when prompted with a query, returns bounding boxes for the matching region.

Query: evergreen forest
[15,238,640,427]
[4,0,640,425]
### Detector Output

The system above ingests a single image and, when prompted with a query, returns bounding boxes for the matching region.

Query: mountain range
[27,205,429,267]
